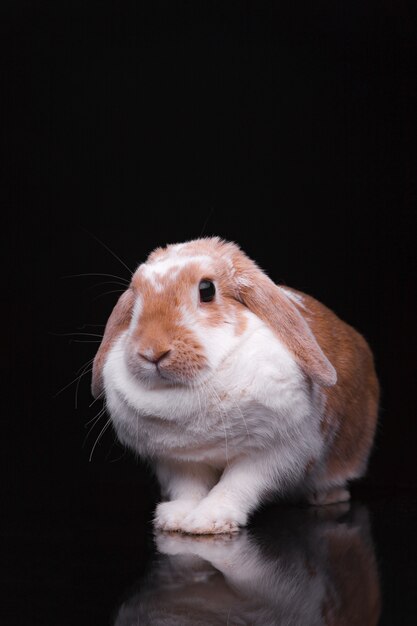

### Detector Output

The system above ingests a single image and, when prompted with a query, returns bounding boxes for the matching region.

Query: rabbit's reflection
[114,503,380,625]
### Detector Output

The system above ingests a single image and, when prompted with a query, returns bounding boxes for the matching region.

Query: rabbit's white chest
[104,324,323,466]
[108,383,304,465]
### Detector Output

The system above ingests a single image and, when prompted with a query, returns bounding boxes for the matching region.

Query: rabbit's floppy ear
[91,288,134,398]
[231,253,337,387]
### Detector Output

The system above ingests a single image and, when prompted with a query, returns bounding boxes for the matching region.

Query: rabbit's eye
[199,280,216,303]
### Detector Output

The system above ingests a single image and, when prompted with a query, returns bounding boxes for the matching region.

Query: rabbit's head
[92,237,336,398]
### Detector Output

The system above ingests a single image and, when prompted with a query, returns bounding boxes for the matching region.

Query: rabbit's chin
[124,358,212,389]
[127,368,211,389]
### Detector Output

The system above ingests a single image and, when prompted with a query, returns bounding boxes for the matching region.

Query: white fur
[103,304,327,533]
[179,298,239,373]
[141,253,212,283]
[130,296,143,327]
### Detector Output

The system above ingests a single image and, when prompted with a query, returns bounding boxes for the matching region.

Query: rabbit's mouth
[124,349,209,388]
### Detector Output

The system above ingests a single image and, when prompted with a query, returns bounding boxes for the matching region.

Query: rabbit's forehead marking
[139,253,212,288]
[132,256,210,325]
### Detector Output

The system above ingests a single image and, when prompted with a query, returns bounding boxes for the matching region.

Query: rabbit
[91,237,379,534]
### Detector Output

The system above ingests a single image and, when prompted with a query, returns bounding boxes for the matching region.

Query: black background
[2,1,417,624]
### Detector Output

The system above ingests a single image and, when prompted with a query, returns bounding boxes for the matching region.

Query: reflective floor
[4,481,416,625]
[116,503,379,625]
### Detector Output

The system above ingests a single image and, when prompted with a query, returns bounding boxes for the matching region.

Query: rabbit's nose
[139,349,171,365]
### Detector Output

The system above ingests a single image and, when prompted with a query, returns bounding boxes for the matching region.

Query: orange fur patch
[287,287,379,485]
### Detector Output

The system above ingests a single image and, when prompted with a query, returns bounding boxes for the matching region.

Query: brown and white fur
[92,237,379,534]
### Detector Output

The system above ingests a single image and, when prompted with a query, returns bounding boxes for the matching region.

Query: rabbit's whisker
[85,230,134,275]
[89,390,105,407]
[63,272,130,284]
[91,289,126,302]
[85,280,130,291]
[68,339,102,343]
[51,332,104,338]
[89,417,113,462]
[85,405,107,429]
[54,360,94,398]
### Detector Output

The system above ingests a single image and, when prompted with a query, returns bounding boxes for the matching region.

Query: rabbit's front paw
[181,499,247,535]
[154,499,198,532]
